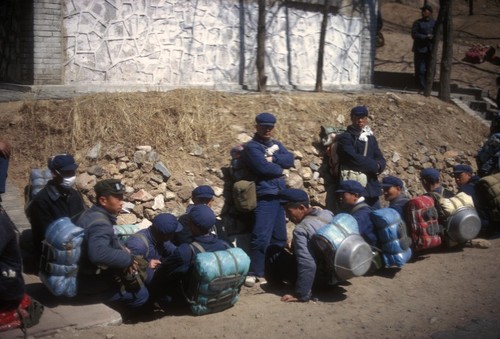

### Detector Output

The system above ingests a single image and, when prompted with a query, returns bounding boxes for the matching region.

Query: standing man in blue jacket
[265,189,334,302]
[336,106,386,210]
[77,179,148,309]
[411,4,436,93]
[241,112,294,287]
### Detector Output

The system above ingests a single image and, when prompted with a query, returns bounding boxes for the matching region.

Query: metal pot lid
[334,234,373,280]
[446,207,481,242]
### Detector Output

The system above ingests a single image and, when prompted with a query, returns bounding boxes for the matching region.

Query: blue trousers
[0,157,8,194]
[108,285,149,309]
[414,52,431,91]
[249,196,287,277]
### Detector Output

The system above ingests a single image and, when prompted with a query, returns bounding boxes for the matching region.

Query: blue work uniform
[350,201,378,247]
[411,16,436,91]
[388,194,409,221]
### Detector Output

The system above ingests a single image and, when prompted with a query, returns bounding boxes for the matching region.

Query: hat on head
[350,106,369,117]
[49,154,78,171]
[335,180,366,195]
[152,213,182,234]
[192,185,215,200]
[381,176,404,188]
[452,164,473,175]
[421,4,433,12]
[188,204,216,231]
[420,168,440,181]
[279,188,310,205]
[94,179,125,197]
[255,112,277,126]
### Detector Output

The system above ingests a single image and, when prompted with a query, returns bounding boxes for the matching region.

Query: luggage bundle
[0,294,44,334]
[311,213,373,282]
[405,195,443,251]
[39,217,84,297]
[185,247,250,316]
[371,208,412,268]
[475,172,500,229]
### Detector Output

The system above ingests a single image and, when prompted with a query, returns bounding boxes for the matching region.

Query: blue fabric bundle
[370,208,412,268]
[188,247,250,315]
[39,217,84,297]
[314,213,359,251]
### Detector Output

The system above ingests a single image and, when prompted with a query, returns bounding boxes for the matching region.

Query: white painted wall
[62,0,373,90]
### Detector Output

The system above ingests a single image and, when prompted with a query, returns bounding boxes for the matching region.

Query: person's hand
[266,156,273,163]
[0,140,12,159]
[427,34,433,39]
[281,294,299,302]
[149,259,161,270]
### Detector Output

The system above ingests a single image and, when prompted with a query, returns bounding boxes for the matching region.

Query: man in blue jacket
[411,4,436,93]
[149,204,229,310]
[77,179,148,309]
[336,106,386,210]
[125,213,181,285]
[241,112,294,287]
[265,189,334,302]
[381,175,409,220]
[177,185,216,244]
[335,180,377,247]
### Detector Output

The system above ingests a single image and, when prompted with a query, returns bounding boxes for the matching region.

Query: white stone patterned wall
[62,0,370,90]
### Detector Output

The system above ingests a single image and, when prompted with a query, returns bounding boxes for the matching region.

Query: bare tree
[256,0,267,92]
[439,0,453,101]
[315,0,331,92]
[424,4,444,97]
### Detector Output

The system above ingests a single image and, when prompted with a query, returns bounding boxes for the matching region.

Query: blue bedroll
[113,224,142,241]
[40,217,84,297]
[314,213,359,251]
[188,247,250,315]
[371,208,412,268]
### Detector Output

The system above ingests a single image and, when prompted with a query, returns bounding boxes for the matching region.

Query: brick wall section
[33,0,62,85]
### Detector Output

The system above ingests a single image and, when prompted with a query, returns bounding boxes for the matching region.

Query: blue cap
[188,205,216,231]
[420,168,440,180]
[452,164,473,175]
[192,185,215,199]
[279,188,309,205]
[255,112,276,126]
[335,180,366,195]
[152,213,182,234]
[350,106,369,117]
[381,176,404,188]
[49,154,78,171]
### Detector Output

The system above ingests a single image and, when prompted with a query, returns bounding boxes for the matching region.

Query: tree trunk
[315,0,331,92]
[256,0,267,92]
[469,0,474,16]
[424,4,444,97]
[439,0,453,102]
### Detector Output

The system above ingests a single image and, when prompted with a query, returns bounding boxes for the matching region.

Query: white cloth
[358,126,373,142]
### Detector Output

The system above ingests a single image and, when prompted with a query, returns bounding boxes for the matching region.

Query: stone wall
[61,0,376,90]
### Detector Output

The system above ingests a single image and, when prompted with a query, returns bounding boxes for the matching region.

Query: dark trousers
[0,156,8,194]
[414,52,431,91]
[264,244,297,286]
[249,196,287,277]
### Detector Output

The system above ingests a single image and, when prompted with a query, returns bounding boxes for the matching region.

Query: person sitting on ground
[177,185,216,244]
[26,154,86,268]
[335,180,377,247]
[77,179,149,309]
[335,106,386,210]
[381,175,410,220]
[125,213,181,285]
[265,188,334,303]
[420,168,454,198]
[149,204,230,309]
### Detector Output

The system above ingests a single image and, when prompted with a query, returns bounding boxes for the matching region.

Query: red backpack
[405,195,443,251]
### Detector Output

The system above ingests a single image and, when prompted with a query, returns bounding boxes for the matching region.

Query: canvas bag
[475,173,500,226]
[437,192,474,218]
[232,180,257,212]
[405,195,443,252]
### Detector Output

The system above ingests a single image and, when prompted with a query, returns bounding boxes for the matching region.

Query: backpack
[0,294,44,335]
[464,44,495,64]
[370,208,412,268]
[476,133,500,177]
[319,125,346,179]
[405,195,443,252]
[475,172,500,229]
[39,217,84,297]
[311,213,372,282]
[184,243,250,316]
[113,224,144,242]
[229,144,257,213]
[24,168,52,214]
